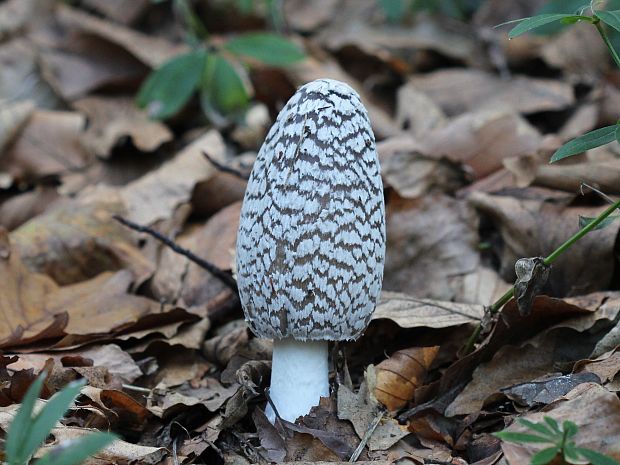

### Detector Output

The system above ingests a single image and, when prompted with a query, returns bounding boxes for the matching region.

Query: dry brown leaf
[372,346,439,411]
[11,199,154,285]
[408,69,574,117]
[283,0,339,32]
[396,83,447,137]
[373,291,484,329]
[378,138,468,198]
[469,190,619,296]
[501,383,620,463]
[9,344,141,384]
[0,109,87,183]
[337,383,408,451]
[82,0,150,25]
[121,129,226,225]
[0,229,62,349]
[73,96,172,157]
[0,39,59,106]
[56,4,187,68]
[0,99,34,154]
[0,186,63,231]
[383,194,480,300]
[574,347,620,384]
[504,153,620,195]
[417,109,542,179]
[541,22,608,79]
[39,43,147,101]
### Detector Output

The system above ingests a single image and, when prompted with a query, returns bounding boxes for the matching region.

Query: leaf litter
[0,0,619,464]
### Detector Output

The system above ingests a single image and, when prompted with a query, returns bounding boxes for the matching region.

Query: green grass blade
[575,448,620,465]
[35,432,117,465]
[550,125,618,162]
[5,374,46,465]
[596,10,620,33]
[22,379,86,458]
[532,447,561,465]
[509,14,591,38]
[225,32,305,66]
[494,431,552,444]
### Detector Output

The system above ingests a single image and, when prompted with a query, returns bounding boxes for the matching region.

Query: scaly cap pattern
[236,79,385,341]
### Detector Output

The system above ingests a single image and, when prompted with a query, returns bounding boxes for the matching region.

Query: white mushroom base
[265,338,329,423]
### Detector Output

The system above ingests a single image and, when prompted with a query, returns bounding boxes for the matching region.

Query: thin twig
[203,151,249,180]
[580,183,615,204]
[113,215,238,292]
[122,384,152,394]
[349,409,384,462]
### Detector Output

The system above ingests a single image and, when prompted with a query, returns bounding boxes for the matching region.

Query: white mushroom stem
[265,338,329,424]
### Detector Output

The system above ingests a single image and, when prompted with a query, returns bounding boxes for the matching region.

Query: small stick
[113,215,238,292]
[122,384,152,394]
[349,409,384,462]
[203,151,249,180]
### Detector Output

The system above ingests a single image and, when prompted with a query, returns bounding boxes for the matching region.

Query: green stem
[594,18,620,69]
[461,198,620,356]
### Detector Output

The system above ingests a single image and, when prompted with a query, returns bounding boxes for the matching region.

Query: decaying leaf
[514,257,550,316]
[371,346,439,411]
[0,99,34,154]
[501,372,601,407]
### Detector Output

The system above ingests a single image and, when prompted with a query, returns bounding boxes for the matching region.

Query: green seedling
[495,416,620,465]
[137,0,305,123]
[5,374,116,465]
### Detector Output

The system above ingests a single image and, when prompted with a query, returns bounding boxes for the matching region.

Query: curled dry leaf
[73,96,172,157]
[372,346,439,411]
[514,257,550,316]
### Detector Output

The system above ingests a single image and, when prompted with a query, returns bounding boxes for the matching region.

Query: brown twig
[203,151,250,180]
[113,215,238,292]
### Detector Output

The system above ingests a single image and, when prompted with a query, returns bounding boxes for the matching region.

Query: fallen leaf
[417,109,542,179]
[373,346,439,411]
[12,199,154,285]
[283,0,339,33]
[408,69,574,117]
[501,383,620,463]
[396,82,447,137]
[82,0,150,25]
[501,372,601,407]
[56,4,187,68]
[73,96,172,157]
[0,99,34,153]
[0,186,63,231]
[470,190,619,296]
[121,129,226,225]
[514,257,550,316]
[574,347,620,384]
[383,194,480,300]
[0,109,87,183]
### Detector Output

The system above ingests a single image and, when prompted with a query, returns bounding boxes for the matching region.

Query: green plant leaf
[225,32,305,66]
[596,10,620,33]
[136,49,207,120]
[532,447,561,465]
[564,442,586,464]
[550,125,619,162]
[35,432,117,465]
[518,419,557,439]
[544,417,561,434]
[508,14,592,38]
[23,379,87,458]
[578,214,620,230]
[380,0,407,22]
[576,447,620,465]
[200,54,250,119]
[5,374,46,465]
[494,431,552,444]
[563,420,579,439]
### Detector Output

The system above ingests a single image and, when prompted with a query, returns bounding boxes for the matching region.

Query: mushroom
[236,79,386,423]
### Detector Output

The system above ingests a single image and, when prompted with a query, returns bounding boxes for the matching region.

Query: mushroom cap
[235,79,385,341]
